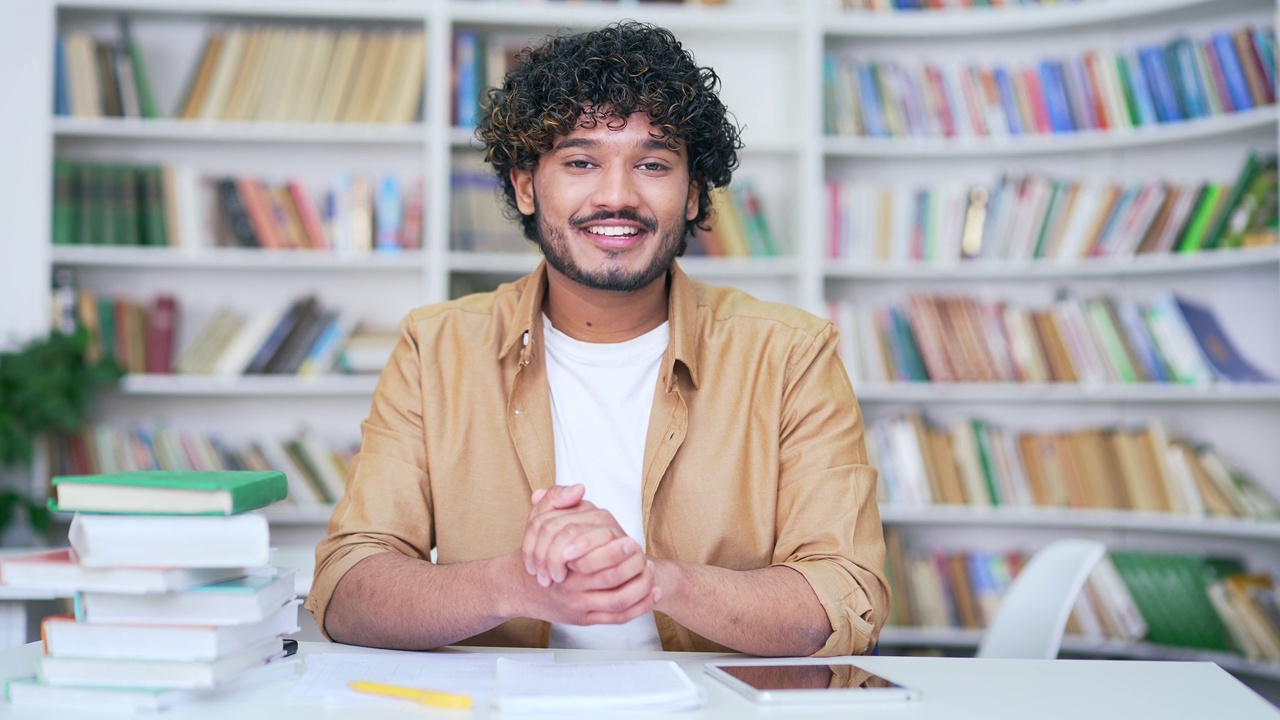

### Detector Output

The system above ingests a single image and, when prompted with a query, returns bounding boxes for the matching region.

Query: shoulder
[692,279,833,343]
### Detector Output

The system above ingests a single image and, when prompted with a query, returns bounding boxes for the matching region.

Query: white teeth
[585,225,639,237]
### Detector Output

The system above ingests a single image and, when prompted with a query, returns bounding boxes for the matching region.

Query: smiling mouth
[583,225,641,237]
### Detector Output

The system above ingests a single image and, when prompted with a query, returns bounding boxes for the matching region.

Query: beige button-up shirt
[307,261,889,656]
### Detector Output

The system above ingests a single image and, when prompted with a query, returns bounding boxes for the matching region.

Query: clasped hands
[516,484,661,626]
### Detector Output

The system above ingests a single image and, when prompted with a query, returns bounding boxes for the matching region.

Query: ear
[685,179,700,223]
[512,167,536,215]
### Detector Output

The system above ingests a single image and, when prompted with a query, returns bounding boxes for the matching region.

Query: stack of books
[0,470,299,713]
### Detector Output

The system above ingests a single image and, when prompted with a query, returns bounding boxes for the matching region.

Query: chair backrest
[976,538,1108,660]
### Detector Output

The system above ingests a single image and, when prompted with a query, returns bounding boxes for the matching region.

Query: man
[307,21,888,658]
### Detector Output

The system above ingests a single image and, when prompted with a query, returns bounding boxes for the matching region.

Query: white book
[8,656,299,713]
[0,548,247,594]
[212,303,288,377]
[78,569,295,626]
[69,512,271,568]
[40,637,286,690]
[45,600,299,661]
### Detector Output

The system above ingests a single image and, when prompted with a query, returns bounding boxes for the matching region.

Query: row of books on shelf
[868,413,1280,519]
[53,18,157,120]
[833,0,1081,9]
[883,532,1280,663]
[688,185,781,258]
[828,291,1273,385]
[48,425,354,508]
[58,18,427,124]
[826,152,1279,262]
[824,24,1276,139]
[1,471,300,712]
[52,160,425,253]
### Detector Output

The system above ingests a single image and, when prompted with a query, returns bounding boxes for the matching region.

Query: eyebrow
[551,136,679,154]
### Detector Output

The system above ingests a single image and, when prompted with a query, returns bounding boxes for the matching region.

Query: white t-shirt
[543,314,668,651]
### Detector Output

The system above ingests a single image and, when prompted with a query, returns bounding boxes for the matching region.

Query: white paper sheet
[285,651,555,707]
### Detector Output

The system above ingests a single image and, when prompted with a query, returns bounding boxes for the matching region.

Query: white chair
[976,538,1107,660]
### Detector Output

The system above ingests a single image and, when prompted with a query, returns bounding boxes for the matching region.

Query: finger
[526,506,615,584]
[546,526,621,583]
[567,535,642,577]
[521,500,598,578]
[537,484,585,513]
[571,543,648,591]
[580,562,658,624]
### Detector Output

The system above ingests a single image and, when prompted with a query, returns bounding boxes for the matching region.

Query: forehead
[551,112,686,156]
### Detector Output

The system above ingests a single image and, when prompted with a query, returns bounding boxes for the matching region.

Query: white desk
[0,641,1276,719]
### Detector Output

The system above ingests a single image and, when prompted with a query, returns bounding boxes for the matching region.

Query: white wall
[0,0,53,349]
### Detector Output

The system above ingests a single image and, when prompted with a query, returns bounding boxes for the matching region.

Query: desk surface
[0,641,1277,719]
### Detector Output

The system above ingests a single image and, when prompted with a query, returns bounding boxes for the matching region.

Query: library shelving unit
[3,0,1279,688]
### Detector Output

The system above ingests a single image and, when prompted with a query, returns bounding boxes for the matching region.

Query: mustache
[569,210,658,233]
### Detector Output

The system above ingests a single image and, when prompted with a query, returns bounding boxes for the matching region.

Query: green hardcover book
[139,165,168,246]
[1221,155,1279,249]
[1200,152,1259,250]
[51,160,78,246]
[49,470,288,515]
[1110,552,1179,647]
[1113,54,1141,127]
[970,420,1002,506]
[95,297,118,368]
[97,165,119,246]
[77,164,98,245]
[126,38,159,119]
[118,166,141,246]
[1176,183,1225,253]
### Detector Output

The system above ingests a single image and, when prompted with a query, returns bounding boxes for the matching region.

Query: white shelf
[876,627,1280,681]
[826,247,1280,281]
[52,246,426,271]
[823,107,1279,159]
[52,117,428,146]
[446,1,801,32]
[855,382,1280,404]
[118,373,379,396]
[879,506,1280,541]
[824,0,1223,37]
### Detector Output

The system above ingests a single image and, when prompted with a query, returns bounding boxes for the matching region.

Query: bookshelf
[3,0,1279,687]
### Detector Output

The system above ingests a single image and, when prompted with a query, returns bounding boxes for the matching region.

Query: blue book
[1170,39,1208,118]
[1039,60,1075,133]
[857,62,889,138]
[992,66,1023,135]
[1211,31,1254,112]
[453,29,480,128]
[1139,46,1182,123]
[1172,295,1273,382]
[1123,51,1160,126]
[374,174,401,252]
[1115,299,1170,383]
[53,35,69,116]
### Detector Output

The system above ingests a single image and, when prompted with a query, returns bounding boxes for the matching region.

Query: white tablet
[705,659,921,705]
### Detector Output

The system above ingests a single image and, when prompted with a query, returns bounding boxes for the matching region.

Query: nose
[590,162,641,211]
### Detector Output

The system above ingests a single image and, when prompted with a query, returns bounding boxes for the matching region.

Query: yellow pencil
[347,680,473,709]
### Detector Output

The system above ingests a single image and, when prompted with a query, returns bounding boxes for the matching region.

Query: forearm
[654,560,830,657]
[323,551,521,650]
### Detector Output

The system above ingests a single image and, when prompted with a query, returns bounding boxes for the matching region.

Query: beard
[533,200,684,293]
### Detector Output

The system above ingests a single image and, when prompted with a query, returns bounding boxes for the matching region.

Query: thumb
[546,483,586,509]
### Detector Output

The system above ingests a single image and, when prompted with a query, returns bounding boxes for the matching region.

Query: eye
[639,161,670,172]
[564,159,594,170]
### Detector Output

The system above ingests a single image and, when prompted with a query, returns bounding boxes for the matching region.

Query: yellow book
[313,30,364,123]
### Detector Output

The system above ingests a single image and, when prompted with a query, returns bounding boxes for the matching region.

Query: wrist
[651,557,683,616]
[489,551,532,621]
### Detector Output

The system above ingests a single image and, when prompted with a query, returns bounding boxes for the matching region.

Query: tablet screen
[706,662,920,704]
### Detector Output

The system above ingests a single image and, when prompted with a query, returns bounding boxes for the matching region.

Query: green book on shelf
[51,160,78,246]
[1220,155,1279,249]
[1199,152,1260,251]
[970,419,1002,506]
[49,470,287,516]
[1176,183,1225,253]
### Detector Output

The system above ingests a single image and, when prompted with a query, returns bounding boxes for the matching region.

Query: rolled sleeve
[772,323,890,657]
[305,315,435,639]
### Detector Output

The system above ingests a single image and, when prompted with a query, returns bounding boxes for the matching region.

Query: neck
[542,265,670,343]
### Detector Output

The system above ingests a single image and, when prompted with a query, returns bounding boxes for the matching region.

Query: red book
[288,179,329,250]
[925,65,956,137]
[1082,52,1112,130]
[400,177,424,249]
[236,178,285,249]
[1020,67,1052,134]
[145,293,178,375]
[958,66,988,136]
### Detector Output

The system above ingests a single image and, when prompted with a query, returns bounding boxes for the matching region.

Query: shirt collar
[499,259,701,390]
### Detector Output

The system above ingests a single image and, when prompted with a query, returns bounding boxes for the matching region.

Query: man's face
[511,112,699,293]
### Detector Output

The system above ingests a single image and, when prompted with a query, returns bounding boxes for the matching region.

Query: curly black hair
[475,21,743,251]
